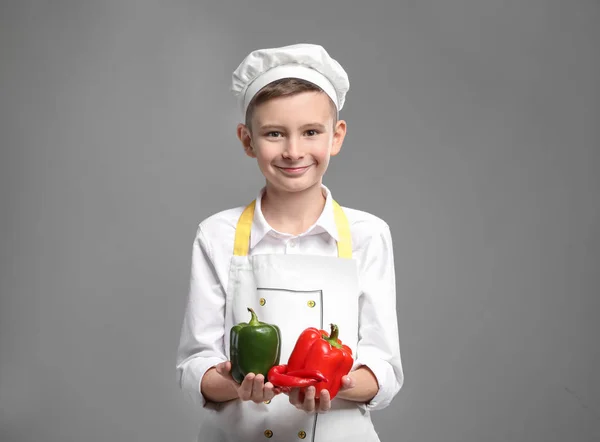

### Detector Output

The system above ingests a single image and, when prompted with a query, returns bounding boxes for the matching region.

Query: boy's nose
[282,138,304,159]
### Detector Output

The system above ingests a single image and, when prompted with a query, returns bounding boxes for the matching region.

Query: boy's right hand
[215,361,282,403]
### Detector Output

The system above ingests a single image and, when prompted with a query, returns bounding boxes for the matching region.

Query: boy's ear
[237,123,256,158]
[330,120,347,157]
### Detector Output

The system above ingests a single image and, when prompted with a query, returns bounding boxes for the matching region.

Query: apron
[198,199,380,442]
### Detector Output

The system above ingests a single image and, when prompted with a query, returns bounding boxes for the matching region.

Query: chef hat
[231,43,349,120]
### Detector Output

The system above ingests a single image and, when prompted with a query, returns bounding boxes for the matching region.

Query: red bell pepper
[268,324,354,399]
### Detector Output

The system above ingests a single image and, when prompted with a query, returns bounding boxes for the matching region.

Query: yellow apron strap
[232,199,353,258]
[332,200,353,259]
[233,200,256,256]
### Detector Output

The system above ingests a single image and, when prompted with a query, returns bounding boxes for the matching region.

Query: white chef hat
[231,43,349,121]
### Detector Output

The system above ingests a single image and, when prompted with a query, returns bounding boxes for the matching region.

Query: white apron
[198,199,380,442]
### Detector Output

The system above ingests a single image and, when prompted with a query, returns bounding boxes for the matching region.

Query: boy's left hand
[287,375,356,413]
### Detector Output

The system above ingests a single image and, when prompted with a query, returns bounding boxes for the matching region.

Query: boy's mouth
[276,164,313,174]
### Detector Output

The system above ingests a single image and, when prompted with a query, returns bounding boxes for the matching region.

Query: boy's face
[237,91,346,195]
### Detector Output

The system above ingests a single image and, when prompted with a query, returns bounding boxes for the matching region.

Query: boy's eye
[266,131,282,137]
[305,129,319,136]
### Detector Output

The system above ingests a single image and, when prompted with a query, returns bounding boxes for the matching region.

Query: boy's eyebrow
[300,122,328,131]
[258,123,328,131]
[258,124,286,131]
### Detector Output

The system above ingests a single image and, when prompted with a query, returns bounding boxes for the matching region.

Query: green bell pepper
[229,307,281,383]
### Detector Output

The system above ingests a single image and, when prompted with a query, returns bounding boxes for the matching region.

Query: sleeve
[176,224,228,409]
[353,223,404,412]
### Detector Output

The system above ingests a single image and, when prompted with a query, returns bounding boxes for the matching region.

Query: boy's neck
[260,182,326,236]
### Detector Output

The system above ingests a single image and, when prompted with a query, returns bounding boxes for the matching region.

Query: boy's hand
[287,375,356,413]
[215,361,282,403]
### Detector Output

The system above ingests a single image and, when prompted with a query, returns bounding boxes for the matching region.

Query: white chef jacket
[176,184,403,413]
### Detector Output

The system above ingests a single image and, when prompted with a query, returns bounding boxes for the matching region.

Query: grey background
[1,0,598,441]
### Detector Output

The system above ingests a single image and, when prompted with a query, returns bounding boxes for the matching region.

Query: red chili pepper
[267,365,327,387]
[285,369,328,382]
[286,323,354,399]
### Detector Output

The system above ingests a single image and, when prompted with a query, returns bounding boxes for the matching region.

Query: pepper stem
[247,307,260,326]
[323,323,343,349]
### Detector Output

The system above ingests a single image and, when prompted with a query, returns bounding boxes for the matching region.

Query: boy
[176,43,403,442]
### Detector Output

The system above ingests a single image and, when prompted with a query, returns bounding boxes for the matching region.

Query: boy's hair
[245,78,338,131]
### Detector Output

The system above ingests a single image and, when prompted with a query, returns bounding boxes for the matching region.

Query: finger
[340,375,355,390]
[215,361,228,376]
[263,382,277,400]
[251,374,265,402]
[303,386,316,413]
[215,362,236,383]
[238,373,255,401]
[318,389,331,413]
[289,388,302,407]
[272,387,282,396]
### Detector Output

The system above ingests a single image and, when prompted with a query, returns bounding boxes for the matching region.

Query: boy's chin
[265,179,323,194]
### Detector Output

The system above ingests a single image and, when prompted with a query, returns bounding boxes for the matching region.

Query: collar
[249,184,340,249]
